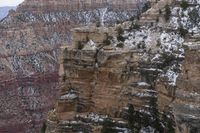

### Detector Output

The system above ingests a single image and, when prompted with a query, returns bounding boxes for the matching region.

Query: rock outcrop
[47,26,157,133]
[47,0,200,133]
[0,0,146,133]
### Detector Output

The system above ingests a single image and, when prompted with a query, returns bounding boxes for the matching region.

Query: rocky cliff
[47,0,200,133]
[0,0,146,133]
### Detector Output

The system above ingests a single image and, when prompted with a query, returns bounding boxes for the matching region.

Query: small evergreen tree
[148,85,164,133]
[178,26,188,37]
[101,118,116,133]
[129,22,140,31]
[86,36,90,42]
[161,112,175,133]
[142,1,151,12]
[77,41,84,50]
[116,26,124,35]
[103,38,111,45]
[127,104,141,132]
[41,122,47,133]
[116,43,124,48]
[180,0,189,10]
[164,4,171,21]
[188,8,200,24]
[96,21,101,27]
[159,9,162,14]
[117,35,125,42]
[129,17,135,21]
[103,34,112,45]
[116,26,125,42]
[128,104,135,130]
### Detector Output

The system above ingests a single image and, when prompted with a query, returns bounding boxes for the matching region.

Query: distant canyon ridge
[0,6,16,20]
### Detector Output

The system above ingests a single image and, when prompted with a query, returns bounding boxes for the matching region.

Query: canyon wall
[0,0,145,132]
[47,0,200,132]
[47,26,159,133]
[17,0,139,12]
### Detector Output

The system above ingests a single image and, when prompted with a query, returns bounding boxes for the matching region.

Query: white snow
[165,70,178,86]
[169,4,200,34]
[113,127,129,132]
[151,54,161,61]
[140,126,155,133]
[100,8,108,26]
[118,23,185,87]
[136,92,154,98]
[60,93,77,100]
[77,113,108,123]
[137,82,150,86]
[83,40,97,50]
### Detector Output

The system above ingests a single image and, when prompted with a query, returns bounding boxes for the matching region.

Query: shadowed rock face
[174,49,200,132]
[157,48,200,133]
[0,0,145,133]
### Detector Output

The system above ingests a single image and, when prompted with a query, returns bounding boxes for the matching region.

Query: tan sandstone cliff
[0,0,145,133]
[46,0,200,133]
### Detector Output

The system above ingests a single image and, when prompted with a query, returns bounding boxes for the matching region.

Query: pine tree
[148,85,163,132]
[41,122,47,133]
[127,104,135,130]
[101,118,116,133]
[127,104,141,132]
[164,4,171,21]
[162,112,175,133]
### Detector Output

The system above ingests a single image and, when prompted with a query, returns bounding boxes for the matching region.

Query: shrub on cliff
[142,1,151,12]
[96,21,101,27]
[159,9,162,14]
[188,8,200,25]
[41,122,47,133]
[116,26,125,42]
[116,43,124,48]
[116,26,124,35]
[180,0,189,10]
[127,104,140,132]
[103,39,111,45]
[178,26,188,37]
[117,35,125,42]
[101,118,115,133]
[164,4,171,21]
[103,34,112,45]
[161,112,175,133]
[77,41,84,50]
[129,22,140,31]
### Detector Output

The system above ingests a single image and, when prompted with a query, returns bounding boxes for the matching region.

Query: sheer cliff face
[47,30,200,133]
[175,49,200,132]
[46,26,184,133]
[0,0,143,133]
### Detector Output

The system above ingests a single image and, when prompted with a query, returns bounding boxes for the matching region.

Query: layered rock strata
[46,25,178,132]
[0,0,146,133]
[47,27,153,133]
[47,0,200,132]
